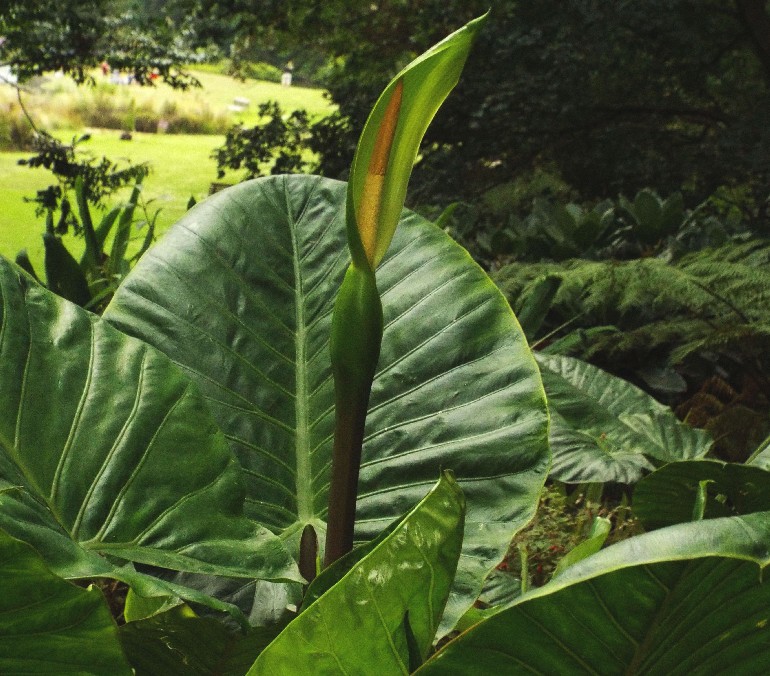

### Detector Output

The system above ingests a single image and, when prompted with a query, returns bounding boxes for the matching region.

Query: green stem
[324,264,383,567]
[518,543,529,595]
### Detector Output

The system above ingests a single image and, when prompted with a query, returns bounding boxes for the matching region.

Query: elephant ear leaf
[0,530,131,675]
[536,353,711,483]
[104,175,550,631]
[0,257,299,593]
[249,472,465,674]
[419,512,770,674]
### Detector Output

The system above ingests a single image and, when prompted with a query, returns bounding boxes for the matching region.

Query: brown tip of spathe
[367,79,404,177]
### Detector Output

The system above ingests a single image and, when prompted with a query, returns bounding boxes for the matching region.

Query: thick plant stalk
[324,14,486,567]
[325,83,401,565]
[325,266,383,566]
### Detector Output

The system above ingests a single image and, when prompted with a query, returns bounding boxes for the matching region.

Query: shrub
[0,103,35,150]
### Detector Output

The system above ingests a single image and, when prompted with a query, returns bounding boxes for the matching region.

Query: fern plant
[495,238,770,459]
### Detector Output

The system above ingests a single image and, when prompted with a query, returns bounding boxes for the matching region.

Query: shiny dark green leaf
[250,472,465,674]
[301,517,401,612]
[0,530,131,675]
[537,353,711,483]
[0,259,300,592]
[420,512,770,674]
[105,175,549,627]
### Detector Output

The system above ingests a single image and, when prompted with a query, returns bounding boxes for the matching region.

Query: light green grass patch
[0,69,332,131]
[0,70,334,273]
[1,130,223,271]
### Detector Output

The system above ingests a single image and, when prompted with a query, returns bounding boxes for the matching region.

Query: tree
[0,0,200,87]
[212,1,770,216]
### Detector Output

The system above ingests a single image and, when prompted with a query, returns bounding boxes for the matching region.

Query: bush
[164,102,229,134]
[193,59,282,83]
[76,87,134,130]
[0,103,35,150]
[239,61,283,83]
[12,79,231,136]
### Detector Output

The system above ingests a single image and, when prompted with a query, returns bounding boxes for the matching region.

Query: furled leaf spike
[345,12,487,272]
[326,14,487,568]
[357,79,404,267]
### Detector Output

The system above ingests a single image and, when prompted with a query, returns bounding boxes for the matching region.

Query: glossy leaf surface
[0,259,299,584]
[420,512,770,674]
[105,175,549,624]
[250,472,464,674]
[120,606,279,676]
[634,459,770,530]
[537,353,711,483]
[0,530,131,675]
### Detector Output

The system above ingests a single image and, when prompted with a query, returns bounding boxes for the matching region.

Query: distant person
[100,61,110,77]
[281,61,294,86]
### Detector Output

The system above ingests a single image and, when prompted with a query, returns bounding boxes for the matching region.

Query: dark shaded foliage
[208,1,770,217]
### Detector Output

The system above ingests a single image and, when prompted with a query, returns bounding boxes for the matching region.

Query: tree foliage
[495,238,770,459]
[210,1,770,213]
[0,0,200,87]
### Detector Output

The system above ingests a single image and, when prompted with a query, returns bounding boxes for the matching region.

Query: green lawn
[0,70,332,272]
[1,131,227,270]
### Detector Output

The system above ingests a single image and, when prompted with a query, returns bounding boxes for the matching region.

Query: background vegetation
[0,68,331,267]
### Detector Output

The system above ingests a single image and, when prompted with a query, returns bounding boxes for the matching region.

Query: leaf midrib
[287,177,317,523]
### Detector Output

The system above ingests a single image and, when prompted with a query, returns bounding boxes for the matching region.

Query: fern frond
[494,238,770,370]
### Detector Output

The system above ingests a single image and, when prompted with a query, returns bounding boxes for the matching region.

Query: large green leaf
[249,472,465,674]
[633,459,770,530]
[104,175,550,623]
[0,259,299,586]
[536,353,711,483]
[120,606,279,676]
[419,512,770,674]
[0,530,131,675]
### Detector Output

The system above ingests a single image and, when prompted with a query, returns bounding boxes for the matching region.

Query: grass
[0,69,333,272]
[1,131,229,270]
[1,69,332,132]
